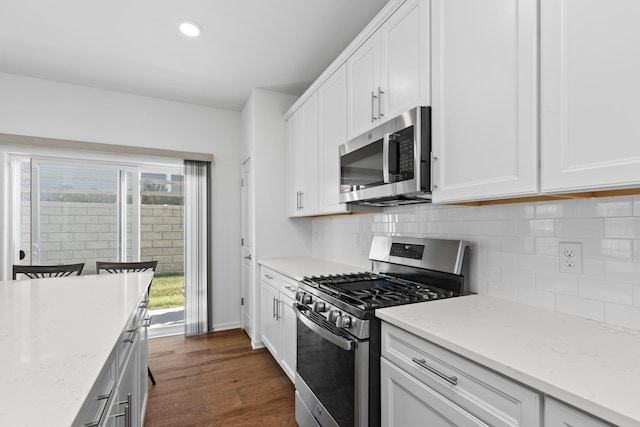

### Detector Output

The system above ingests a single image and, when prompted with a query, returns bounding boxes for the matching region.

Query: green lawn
[149,273,184,309]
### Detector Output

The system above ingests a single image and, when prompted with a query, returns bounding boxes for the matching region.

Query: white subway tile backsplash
[556,294,604,322]
[604,260,640,285]
[535,274,578,296]
[517,254,556,274]
[534,237,560,256]
[581,259,605,280]
[523,219,556,236]
[578,196,633,218]
[604,303,640,330]
[578,278,633,305]
[500,236,535,254]
[535,200,578,218]
[486,252,518,269]
[582,238,632,259]
[518,287,556,311]
[312,194,640,331]
[557,218,603,238]
[487,280,519,302]
[501,268,535,288]
[499,203,535,220]
[604,217,640,238]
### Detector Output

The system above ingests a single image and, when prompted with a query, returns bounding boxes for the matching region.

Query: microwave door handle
[382,133,390,183]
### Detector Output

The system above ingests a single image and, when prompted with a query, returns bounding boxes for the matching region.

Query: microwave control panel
[389,125,415,181]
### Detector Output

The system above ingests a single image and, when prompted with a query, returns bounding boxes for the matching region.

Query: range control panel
[390,243,425,260]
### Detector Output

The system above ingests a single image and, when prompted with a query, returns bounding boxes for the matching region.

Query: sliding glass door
[12,156,139,274]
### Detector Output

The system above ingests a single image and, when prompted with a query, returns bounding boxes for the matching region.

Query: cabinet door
[380,0,429,120]
[287,109,304,216]
[279,293,297,383]
[347,33,381,140]
[541,0,640,193]
[318,64,348,215]
[431,0,538,203]
[288,93,319,217]
[545,398,611,427]
[381,358,489,427]
[261,281,280,358]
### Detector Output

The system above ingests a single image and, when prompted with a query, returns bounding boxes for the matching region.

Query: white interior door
[241,158,253,336]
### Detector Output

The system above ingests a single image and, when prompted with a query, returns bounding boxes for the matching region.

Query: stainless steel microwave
[339,106,431,207]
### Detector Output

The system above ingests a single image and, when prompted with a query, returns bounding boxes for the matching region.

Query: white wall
[0,71,242,332]
[313,197,640,332]
[241,88,312,347]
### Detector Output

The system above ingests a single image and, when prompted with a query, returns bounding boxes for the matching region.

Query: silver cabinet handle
[412,357,457,386]
[430,152,438,191]
[299,191,304,210]
[284,285,296,292]
[378,87,384,119]
[85,389,113,427]
[244,254,252,260]
[143,316,152,328]
[272,297,277,319]
[124,326,139,343]
[139,299,149,309]
[371,91,378,123]
[264,274,274,280]
[114,393,132,427]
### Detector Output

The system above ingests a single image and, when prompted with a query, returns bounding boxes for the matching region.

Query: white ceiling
[0,0,389,111]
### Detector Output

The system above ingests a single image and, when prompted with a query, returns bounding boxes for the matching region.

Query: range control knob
[328,310,341,323]
[336,315,352,329]
[301,294,313,304]
[295,291,305,303]
[312,301,327,312]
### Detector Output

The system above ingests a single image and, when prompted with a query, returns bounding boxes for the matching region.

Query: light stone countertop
[0,271,153,427]
[376,294,640,427]
[258,257,365,281]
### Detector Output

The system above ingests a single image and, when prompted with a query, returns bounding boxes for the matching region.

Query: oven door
[294,304,369,427]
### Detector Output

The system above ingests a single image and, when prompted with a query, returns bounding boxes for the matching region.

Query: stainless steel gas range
[294,236,470,427]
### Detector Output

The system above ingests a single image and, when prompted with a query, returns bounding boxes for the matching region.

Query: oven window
[340,139,384,193]
[297,318,355,427]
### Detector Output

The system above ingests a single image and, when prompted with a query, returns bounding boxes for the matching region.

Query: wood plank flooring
[144,329,297,427]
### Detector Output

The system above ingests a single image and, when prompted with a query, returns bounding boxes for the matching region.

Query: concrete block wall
[20,202,183,275]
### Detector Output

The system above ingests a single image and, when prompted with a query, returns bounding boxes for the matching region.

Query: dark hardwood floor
[144,329,297,427]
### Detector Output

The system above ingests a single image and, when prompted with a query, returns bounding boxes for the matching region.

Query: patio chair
[12,263,85,280]
[96,260,158,386]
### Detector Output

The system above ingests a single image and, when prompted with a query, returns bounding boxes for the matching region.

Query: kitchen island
[376,294,640,426]
[0,271,153,426]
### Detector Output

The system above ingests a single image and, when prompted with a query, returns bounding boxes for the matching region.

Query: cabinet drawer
[545,398,613,427]
[381,357,489,427]
[381,322,541,427]
[73,355,116,427]
[261,267,280,288]
[280,275,298,300]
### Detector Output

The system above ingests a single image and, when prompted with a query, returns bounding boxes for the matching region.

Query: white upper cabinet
[347,0,429,140]
[541,0,640,193]
[347,33,381,140]
[288,93,319,217]
[431,0,539,203]
[380,0,429,121]
[318,64,349,215]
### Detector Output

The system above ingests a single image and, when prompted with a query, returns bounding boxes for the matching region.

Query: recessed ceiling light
[178,20,203,38]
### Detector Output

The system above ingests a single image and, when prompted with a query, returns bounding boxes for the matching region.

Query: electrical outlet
[559,242,583,274]
[353,233,360,248]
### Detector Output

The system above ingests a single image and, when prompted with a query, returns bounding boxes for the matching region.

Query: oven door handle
[294,305,355,351]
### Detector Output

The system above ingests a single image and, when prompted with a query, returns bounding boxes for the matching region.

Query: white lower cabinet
[260,267,298,382]
[381,322,541,427]
[545,398,612,427]
[75,294,149,427]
